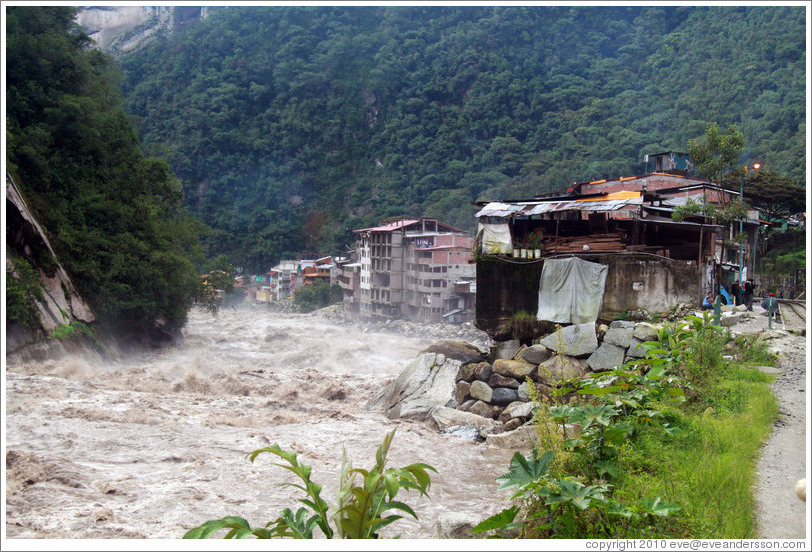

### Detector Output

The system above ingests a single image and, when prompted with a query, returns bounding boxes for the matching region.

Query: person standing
[761,293,780,321]
[744,279,755,311]
[731,280,741,305]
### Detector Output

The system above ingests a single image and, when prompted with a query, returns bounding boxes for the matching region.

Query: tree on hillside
[6,6,205,337]
[687,122,745,185]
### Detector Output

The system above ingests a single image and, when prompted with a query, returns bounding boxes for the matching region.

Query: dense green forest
[117,5,806,273]
[6,6,204,335]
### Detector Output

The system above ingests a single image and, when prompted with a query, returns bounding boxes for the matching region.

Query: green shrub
[184,429,435,539]
[5,256,45,328]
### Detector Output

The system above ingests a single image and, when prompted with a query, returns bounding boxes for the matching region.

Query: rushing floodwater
[4,306,515,539]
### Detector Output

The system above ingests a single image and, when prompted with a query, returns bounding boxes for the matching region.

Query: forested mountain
[6,6,204,337]
[117,5,806,273]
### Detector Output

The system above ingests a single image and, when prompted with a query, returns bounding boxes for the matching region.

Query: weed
[184,429,435,539]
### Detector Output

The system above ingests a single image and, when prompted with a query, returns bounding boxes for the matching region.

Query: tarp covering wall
[477,222,513,255]
[537,257,608,324]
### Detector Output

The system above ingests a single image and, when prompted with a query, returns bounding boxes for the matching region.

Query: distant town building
[353,217,475,323]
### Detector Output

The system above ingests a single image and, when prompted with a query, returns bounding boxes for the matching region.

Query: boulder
[506,401,535,419]
[431,406,501,435]
[365,353,460,421]
[587,342,627,372]
[457,363,478,382]
[420,340,487,365]
[537,355,588,387]
[538,323,598,357]
[517,380,535,401]
[493,339,521,360]
[519,344,552,365]
[609,320,636,329]
[485,423,538,449]
[488,373,520,389]
[719,313,744,327]
[455,380,471,404]
[603,327,634,348]
[469,380,493,403]
[492,359,535,380]
[633,322,660,342]
[436,512,482,539]
[626,337,649,358]
[491,387,519,406]
[473,362,493,382]
[469,400,494,419]
[442,425,482,441]
[503,418,523,431]
[457,399,476,412]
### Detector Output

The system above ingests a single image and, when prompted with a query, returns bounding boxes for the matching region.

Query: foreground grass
[498,320,783,539]
[616,373,777,538]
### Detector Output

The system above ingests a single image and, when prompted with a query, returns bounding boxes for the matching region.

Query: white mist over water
[5,307,515,539]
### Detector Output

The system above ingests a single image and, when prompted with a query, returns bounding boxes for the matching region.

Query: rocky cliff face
[76,6,207,55]
[6,175,101,359]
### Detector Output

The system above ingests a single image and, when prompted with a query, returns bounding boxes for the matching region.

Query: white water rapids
[4,306,516,540]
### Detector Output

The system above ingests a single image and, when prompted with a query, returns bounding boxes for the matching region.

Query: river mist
[4,306,514,539]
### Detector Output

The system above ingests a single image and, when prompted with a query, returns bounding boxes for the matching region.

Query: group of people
[700,278,781,321]
[730,278,756,310]
[701,278,756,311]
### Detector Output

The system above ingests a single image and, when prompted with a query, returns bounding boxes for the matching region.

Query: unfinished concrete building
[354,217,475,323]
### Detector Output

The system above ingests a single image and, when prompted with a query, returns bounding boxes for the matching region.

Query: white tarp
[537,257,608,324]
[477,222,513,255]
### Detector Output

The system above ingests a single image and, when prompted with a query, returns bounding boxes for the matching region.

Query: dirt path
[725,304,808,539]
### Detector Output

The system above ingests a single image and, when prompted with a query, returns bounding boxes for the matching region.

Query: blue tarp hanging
[537,257,608,324]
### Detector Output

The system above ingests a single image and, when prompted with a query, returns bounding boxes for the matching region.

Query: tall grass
[504,315,781,539]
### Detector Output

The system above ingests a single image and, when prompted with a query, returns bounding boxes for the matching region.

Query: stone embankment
[367,304,791,452]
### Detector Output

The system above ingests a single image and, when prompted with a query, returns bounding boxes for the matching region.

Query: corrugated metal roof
[475,196,643,218]
[356,219,419,232]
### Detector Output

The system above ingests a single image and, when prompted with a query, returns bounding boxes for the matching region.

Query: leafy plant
[183,429,435,539]
[5,255,45,328]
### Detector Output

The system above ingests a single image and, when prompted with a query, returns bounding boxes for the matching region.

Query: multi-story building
[355,217,475,323]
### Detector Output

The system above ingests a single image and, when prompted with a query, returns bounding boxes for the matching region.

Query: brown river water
[4,306,515,541]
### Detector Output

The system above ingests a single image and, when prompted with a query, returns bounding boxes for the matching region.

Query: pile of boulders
[449,320,661,434]
[366,320,669,444]
[368,308,763,446]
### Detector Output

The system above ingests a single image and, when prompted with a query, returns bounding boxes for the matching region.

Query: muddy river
[4,306,515,540]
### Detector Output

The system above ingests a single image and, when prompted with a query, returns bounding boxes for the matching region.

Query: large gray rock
[626,337,649,358]
[587,342,627,372]
[469,400,494,418]
[506,401,535,419]
[491,387,520,406]
[365,353,460,421]
[485,423,538,449]
[420,340,487,365]
[441,426,482,441]
[493,339,521,360]
[488,373,520,389]
[518,344,552,365]
[473,362,493,382]
[455,380,471,404]
[457,363,478,382]
[609,320,636,329]
[633,322,660,342]
[537,355,588,386]
[603,327,634,348]
[492,359,535,380]
[469,380,493,403]
[436,512,482,539]
[539,323,598,357]
[431,406,501,434]
[517,380,532,401]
